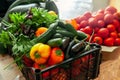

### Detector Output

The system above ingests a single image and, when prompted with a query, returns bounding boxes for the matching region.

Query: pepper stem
[34,52,41,58]
[56,50,62,56]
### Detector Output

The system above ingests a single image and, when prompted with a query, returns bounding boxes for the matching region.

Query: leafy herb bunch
[0,7,58,67]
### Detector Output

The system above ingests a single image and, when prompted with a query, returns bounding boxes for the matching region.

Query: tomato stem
[89,29,95,43]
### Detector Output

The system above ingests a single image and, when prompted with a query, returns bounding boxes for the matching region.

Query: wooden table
[95,47,120,80]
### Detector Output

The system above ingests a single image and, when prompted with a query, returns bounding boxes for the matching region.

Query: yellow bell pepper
[30,43,51,64]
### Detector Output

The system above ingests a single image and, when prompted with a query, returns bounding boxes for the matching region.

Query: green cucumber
[31,22,58,44]
[56,29,75,38]
[58,21,77,35]
[52,33,63,38]
[47,38,62,47]
[64,23,78,35]
[77,31,87,41]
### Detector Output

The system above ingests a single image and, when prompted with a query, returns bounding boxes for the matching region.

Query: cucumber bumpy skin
[47,38,63,47]
[58,21,78,35]
[31,22,58,44]
[56,29,75,38]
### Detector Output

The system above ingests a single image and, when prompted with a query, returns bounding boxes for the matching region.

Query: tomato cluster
[74,6,120,46]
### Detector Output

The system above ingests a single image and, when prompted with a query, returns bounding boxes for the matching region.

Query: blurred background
[0,0,15,17]
[0,0,108,19]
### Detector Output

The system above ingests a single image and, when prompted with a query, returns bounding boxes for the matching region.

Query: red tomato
[75,15,87,23]
[110,31,118,39]
[104,13,114,24]
[113,12,120,21]
[105,6,117,14]
[92,36,103,45]
[117,27,120,33]
[107,24,116,32]
[94,13,104,20]
[112,19,120,29]
[79,28,85,32]
[83,26,93,35]
[83,11,92,18]
[97,20,105,28]
[103,37,114,46]
[97,28,109,39]
[118,33,120,38]
[114,38,120,46]
[88,17,98,28]
[93,33,99,38]
[97,9,104,14]
[94,27,100,33]
[80,20,88,28]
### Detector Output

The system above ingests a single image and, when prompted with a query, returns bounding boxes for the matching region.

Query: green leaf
[0,31,11,47]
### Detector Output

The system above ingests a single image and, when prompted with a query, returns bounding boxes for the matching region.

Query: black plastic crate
[21,43,101,80]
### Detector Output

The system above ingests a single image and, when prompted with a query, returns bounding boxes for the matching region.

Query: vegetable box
[21,43,101,80]
[0,1,102,80]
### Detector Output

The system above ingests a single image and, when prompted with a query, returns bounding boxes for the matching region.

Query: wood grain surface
[95,47,120,80]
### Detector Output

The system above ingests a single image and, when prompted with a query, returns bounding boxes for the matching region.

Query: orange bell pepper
[48,47,64,66]
[35,27,48,37]
[30,43,51,64]
[66,19,79,30]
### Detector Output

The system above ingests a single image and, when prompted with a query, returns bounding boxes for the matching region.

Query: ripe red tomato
[97,9,104,14]
[79,28,85,32]
[113,12,120,21]
[103,37,114,46]
[107,24,116,32]
[104,13,114,24]
[80,20,88,28]
[83,26,93,35]
[112,19,120,29]
[88,17,98,28]
[83,11,92,18]
[110,31,118,39]
[92,36,103,45]
[117,27,120,33]
[97,20,105,28]
[94,13,104,20]
[118,33,120,38]
[105,6,117,14]
[97,28,109,39]
[114,38,120,46]
[94,27,100,33]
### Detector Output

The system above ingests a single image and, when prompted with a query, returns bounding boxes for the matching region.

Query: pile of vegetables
[0,7,58,67]
[0,6,89,73]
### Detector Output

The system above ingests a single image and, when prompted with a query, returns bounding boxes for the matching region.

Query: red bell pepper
[48,47,64,66]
